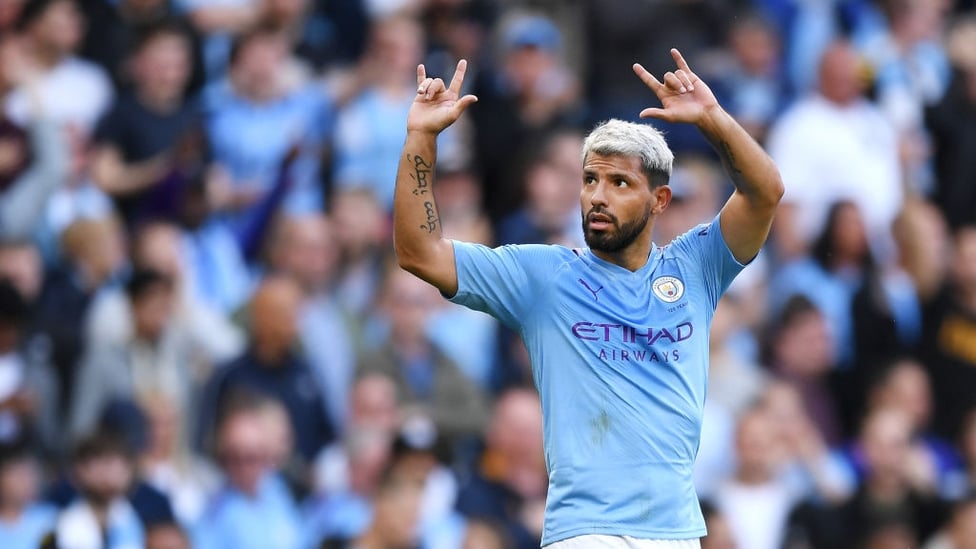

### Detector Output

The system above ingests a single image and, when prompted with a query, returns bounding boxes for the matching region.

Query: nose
[588,180,608,208]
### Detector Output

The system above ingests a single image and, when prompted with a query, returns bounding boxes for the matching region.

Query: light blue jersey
[449,215,746,545]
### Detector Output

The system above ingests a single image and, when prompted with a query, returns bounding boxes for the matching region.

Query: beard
[582,205,652,253]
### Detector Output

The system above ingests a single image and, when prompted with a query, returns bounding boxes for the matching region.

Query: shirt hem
[542,525,706,546]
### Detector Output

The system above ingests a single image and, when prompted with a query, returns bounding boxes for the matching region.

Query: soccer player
[393,49,784,548]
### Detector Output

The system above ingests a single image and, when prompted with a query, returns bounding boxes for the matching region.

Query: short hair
[129,18,192,55]
[125,268,173,302]
[16,0,75,32]
[581,119,674,188]
[72,430,132,465]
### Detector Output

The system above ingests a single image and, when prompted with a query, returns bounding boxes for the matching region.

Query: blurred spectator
[496,128,583,246]
[48,432,146,548]
[434,165,492,246]
[851,202,940,374]
[0,438,56,547]
[790,407,949,549]
[86,220,244,388]
[137,392,219,528]
[921,225,976,440]
[708,11,788,143]
[181,0,261,78]
[320,460,425,549]
[770,200,872,366]
[708,294,767,417]
[456,388,546,549]
[193,395,305,549]
[333,14,438,211]
[714,408,802,549]
[198,275,333,468]
[763,295,845,446]
[358,267,489,446]
[204,24,332,241]
[699,499,736,549]
[469,13,580,223]
[306,426,393,544]
[855,0,951,194]
[69,270,194,442]
[6,0,113,132]
[32,216,125,423]
[850,358,960,492]
[90,20,207,227]
[759,381,853,504]
[145,520,190,549]
[767,40,902,262]
[175,177,252,314]
[268,214,355,434]
[0,36,71,240]
[79,0,204,94]
[0,278,59,455]
[312,373,399,497]
[330,187,389,319]
[925,15,976,230]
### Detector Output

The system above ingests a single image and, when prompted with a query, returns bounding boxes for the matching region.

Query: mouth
[587,212,614,231]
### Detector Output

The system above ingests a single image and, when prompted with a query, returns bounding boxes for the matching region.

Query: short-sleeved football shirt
[449,215,746,545]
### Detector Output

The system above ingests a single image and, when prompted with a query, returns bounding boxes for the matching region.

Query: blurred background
[0,0,975,547]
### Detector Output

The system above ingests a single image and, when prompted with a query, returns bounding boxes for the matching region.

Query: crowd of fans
[0,0,975,547]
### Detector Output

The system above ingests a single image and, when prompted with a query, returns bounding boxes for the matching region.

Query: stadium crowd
[0,0,975,547]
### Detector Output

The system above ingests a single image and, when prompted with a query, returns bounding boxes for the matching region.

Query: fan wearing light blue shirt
[393,50,784,548]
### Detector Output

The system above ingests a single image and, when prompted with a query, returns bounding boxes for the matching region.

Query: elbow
[761,174,785,209]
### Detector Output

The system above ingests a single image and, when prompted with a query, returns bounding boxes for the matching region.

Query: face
[875,361,931,430]
[219,413,270,495]
[146,524,189,549]
[581,153,666,253]
[735,412,778,479]
[951,227,976,291]
[373,475,422,547]
[0,245,42,302]
[32,0,83,56]
[861,409,912,482]
[134,34,191,102]
[774,311,835,375]
[250,279,302,356]
[75,454,133,505]
[0,459,39,507]
[132,283,175,341]
[274,216,337,292]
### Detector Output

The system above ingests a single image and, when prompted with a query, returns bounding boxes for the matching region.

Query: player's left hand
[633,48,720,126]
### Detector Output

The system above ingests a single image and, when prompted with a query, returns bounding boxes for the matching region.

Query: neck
[137,90,181,114]
[866,474,907,502]
[29,42,62,70]
[253,343,286,364]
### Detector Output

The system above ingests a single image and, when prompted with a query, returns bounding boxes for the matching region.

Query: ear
[652,185,672,215]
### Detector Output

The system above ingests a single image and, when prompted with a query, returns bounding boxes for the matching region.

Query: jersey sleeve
[669,215,749,310]
[448,241,560,330]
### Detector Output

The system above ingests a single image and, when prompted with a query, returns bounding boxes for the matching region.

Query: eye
[584,175,596,185]
[615,179,629,188]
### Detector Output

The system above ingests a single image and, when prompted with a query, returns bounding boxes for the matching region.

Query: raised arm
[633,49,784,263]
[393,60,478,296]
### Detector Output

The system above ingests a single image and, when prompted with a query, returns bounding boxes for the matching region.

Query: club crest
[652,276,684,303]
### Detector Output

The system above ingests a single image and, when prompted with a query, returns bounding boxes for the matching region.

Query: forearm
[92,149,169,196]
[393,130,449,271]
[699,107,784,206]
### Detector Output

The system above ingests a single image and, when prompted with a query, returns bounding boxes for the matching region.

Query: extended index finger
[448,59,468,96]
[417,64,427,87]
[670,48,694,75]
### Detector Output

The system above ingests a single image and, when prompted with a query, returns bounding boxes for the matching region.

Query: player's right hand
[407,59,478,135]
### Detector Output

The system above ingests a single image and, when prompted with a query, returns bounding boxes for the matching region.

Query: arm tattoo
[720,141,744,185]
[420,201,440,233]
[409,154,433,196]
